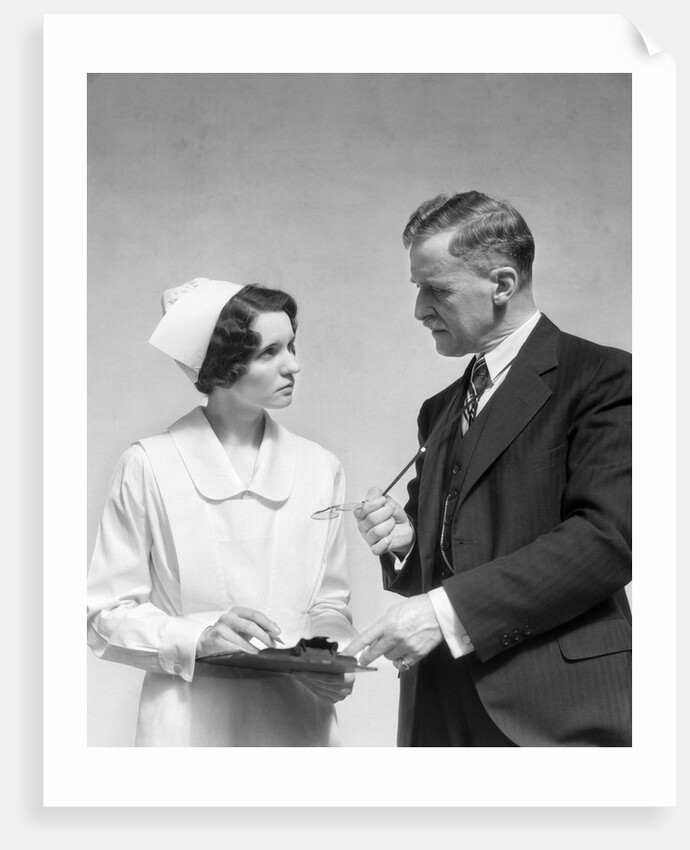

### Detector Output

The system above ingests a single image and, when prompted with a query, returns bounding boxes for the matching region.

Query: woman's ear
[489,266,519,305]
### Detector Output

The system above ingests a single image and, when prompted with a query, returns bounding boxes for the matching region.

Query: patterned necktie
[463,355,492,431]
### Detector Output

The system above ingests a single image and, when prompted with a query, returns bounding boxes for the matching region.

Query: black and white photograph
[86,71,634,751]
[41,12,676,811]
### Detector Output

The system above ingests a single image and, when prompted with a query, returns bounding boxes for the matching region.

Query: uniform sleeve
[87,446,210,682]
[307,456,359,647]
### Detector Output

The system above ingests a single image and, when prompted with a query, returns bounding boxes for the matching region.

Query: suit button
[500,634,511,647]
[173,663,182,675]
[512,631,521,643]
[523,625,533,636]
[448,489,458,499]
[451,464,461,475]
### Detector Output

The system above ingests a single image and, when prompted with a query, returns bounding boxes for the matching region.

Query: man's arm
[356,397,433,596]
[444,347,632,662]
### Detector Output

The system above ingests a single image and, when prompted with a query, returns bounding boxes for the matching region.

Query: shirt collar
[481,311,541,382]
[168,406,296,502]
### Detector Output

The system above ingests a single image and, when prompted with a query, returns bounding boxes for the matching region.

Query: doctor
[347,191,632,747]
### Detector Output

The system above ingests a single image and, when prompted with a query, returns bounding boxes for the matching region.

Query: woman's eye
[259,347,276,359]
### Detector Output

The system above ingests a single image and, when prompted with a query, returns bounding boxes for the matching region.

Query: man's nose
[414,289,432,321]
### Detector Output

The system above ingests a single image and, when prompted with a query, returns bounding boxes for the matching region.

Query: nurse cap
[149,277,245,382]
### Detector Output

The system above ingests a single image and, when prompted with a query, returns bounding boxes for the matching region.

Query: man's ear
[489,267,519,305]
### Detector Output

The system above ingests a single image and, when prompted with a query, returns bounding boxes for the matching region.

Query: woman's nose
[283,351,301,374]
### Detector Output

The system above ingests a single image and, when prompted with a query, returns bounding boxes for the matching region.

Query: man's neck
[478,288,538,352]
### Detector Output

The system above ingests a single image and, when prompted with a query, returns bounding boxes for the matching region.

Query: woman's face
[227,311,300,411]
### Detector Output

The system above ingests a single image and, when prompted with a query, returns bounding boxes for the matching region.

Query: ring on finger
[400,659,411,671]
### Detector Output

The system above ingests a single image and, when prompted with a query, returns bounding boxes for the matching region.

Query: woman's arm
[87,446,213,681]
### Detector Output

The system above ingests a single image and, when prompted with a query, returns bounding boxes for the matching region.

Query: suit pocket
[557,617,631,661]
[504,443,566,471]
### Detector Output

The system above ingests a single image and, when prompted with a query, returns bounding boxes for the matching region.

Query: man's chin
[432,332,463,357]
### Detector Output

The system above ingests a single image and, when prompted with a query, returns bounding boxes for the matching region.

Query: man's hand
[343,595,443,670]
[293,672,355,703]
[354,487,414,558]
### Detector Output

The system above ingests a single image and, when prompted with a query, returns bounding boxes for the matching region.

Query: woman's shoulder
[112,441,157,479]
[101,442,158,502]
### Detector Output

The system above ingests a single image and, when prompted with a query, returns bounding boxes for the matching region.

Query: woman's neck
[203,393,265,450]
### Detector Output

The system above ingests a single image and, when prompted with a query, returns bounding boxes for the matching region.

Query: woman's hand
[292,672,355,704]
[196,607,282,657]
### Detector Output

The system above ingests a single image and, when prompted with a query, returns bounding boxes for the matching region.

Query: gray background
[87,73,631,746]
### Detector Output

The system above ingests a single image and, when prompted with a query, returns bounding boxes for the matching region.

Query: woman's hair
[195,284,298,395]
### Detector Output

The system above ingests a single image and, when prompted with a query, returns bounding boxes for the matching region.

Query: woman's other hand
[292,671,355,703]
[196,606,282,656]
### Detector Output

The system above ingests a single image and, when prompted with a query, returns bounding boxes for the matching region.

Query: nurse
[87,278,358,746]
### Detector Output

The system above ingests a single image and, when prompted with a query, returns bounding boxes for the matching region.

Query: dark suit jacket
[383,315,632,746]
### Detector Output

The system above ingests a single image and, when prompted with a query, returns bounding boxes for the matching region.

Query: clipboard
[196,637,376,675]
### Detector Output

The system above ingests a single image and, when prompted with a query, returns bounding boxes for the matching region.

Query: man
[346,191,631,746]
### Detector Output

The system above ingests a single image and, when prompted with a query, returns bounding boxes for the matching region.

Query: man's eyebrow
[412,277,446,286]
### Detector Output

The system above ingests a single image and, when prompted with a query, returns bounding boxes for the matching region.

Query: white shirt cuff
[427,587,475,658]
[158,616,212,682]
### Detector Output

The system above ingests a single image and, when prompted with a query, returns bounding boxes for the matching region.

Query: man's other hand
[343,595,443,670]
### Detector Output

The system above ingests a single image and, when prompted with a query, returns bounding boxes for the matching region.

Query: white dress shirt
[425,311,542,657]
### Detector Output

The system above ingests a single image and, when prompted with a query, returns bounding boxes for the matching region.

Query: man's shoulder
[556,328,631,372]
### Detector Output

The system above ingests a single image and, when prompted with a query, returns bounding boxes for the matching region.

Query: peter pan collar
[168,406,297,502]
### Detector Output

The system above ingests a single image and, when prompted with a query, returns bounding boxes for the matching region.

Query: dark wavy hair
[195,284,298,395]
[402,190,535,285]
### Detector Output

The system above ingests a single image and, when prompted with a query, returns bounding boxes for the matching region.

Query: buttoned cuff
[158,616,212,682]
[427,587,475,658]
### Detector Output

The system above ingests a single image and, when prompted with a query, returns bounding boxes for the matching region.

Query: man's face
[410,231,496,357]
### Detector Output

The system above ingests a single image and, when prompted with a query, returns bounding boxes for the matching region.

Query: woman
[87,277,357,746]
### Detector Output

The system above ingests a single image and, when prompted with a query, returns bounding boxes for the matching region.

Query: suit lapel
[457,316,560,506]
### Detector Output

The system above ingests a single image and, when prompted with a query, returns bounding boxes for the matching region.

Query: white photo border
[44,13,675,807]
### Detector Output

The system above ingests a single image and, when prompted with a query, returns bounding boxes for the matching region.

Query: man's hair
[195,284,298,395]
[402,190,535,284]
